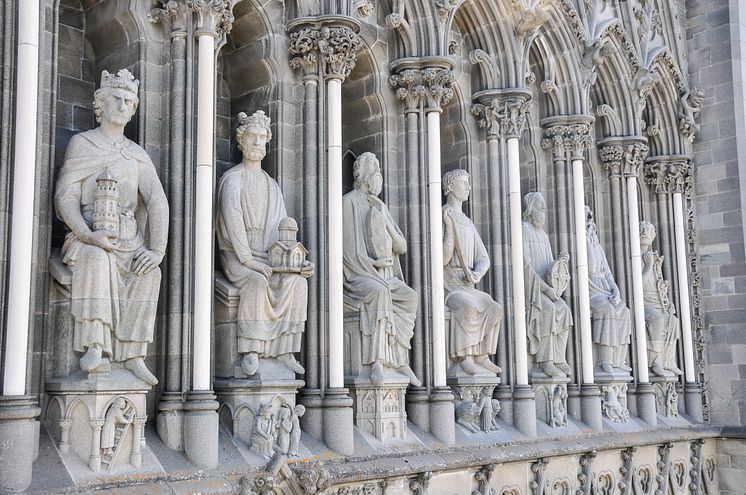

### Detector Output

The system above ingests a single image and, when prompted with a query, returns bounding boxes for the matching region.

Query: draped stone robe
[342,188,417,368]
[443,208,502,359]
[522,221,572,365]
[216,166,307,357]
[641,249,679,365]
[55,130,168,362]
[587,235,631,348]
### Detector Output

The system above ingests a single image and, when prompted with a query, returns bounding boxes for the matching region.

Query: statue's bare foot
[650,358,665,377]
[475,355,502,374]
[278,354,305,374]
[460,356,477,375]
[80,344,103,372]
[557,363,572,375]
[370,361,385,387]
[540,362,564,377]
[125,357,158,386]
[397,365,421,387]
[600,362,613,373]
[242,353,259,376]
[617,363,632,372]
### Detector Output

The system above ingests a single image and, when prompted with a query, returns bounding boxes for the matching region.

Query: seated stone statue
[216,110,313,377]
[522,192,572,378]
[343,152,420,388]
[54,69,168,386]
[442,169,503,376]
[586,207,632,373]
[639,221,683,377]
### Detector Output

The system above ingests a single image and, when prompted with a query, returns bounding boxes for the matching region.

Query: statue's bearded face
[241,125,269,162]
[365,168,383,196]
[532,199,546,226]
[101,88,138,127]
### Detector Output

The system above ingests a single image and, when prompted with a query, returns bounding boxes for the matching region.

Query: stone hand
[246,259,272,279]
[85,229,117,252]
[132,249,163,275]
[549,288,562,302]
[610,293,622,305]
[642,251,654,266]
[300,260,315,278]
[464,267,479,284]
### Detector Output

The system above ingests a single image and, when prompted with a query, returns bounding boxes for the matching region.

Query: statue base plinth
[448,374,501,434]
[214,375,307,463]
[44,369,162,481]
[651,374,680,419]
[530,372,570,428]
[347,371,409,443]
[596,372,633,425]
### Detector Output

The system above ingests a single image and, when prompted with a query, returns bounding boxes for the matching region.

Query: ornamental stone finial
[187,0,235,37]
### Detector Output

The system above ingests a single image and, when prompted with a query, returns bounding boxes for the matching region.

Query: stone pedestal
[215,373,305,462]
[449,375,500,434]
[349,373,408,442]
[652,374,679,418]
[184,391,219,469]
[323,388,355,455]
[636,382,657,426]
[45,370,156,477]
[156,392,184,451]
[531,373,570,428]
[596,371,633,424]
[512,385,537,437]
[429,387,456,445]
[0,396,41,492]
[684,382,704,422]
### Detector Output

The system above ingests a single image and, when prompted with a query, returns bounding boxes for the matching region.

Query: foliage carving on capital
[187,0,234,36]
[564,123,593,159]
[149,0,189,34]
[472,96,531,139]
[289,28,320,76]
[389,69,426,111]
[318,26,361,80]
[599,145,624,178]
[622,142,649,177]
[422,67,455,111]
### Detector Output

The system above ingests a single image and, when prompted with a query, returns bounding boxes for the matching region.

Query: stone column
[150,0,191,452]
[288,17,361,455]
[288,24,325,440]
[388,67,429,430]
[472,89,536,436]
[58,419,72,454]
[89,419,105,472]
[623,140,657,426]
[0,1,42,491]
[667,159,702,421]
[184,0,234,469]
[131,417,147,468]
[390,58,456,445]
[598,144,626,292]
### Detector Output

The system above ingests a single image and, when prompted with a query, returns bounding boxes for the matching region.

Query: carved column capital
[622,141,649,178]
[90,419,105,430]
[472,89,532,139]
[187,0,235,37]
[149,0,189,36]
[666,159,693,195]
[599,144,624,178]
[643,160,670,193]
[389,69,426,112]
[390,57,455,114]
[541,116,594,161]
[288,19,361,81]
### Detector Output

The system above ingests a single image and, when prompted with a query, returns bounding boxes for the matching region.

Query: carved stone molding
[390,57,455,113]
[474,463,497,495]
[288,17,362,81]
[619,447,636,494]
[529,458,548,495]
[186,0,234,37]
[471,89,532,139]
[577,451,597,495]
[409,471,432,495]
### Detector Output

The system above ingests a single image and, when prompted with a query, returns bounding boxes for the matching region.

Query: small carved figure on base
[288,405,305,458]
[250,404,275,458]
[101,398,132,456]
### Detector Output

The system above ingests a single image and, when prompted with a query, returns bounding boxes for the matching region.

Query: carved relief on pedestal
[600,382,630,423]
[453,385,500,433]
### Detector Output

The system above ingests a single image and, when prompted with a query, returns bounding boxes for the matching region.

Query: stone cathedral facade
[0,0,745,493]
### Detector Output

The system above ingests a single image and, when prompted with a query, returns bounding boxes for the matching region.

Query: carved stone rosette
[471,88,532,139]
[389,57,455,114]
[288,17,362,81]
